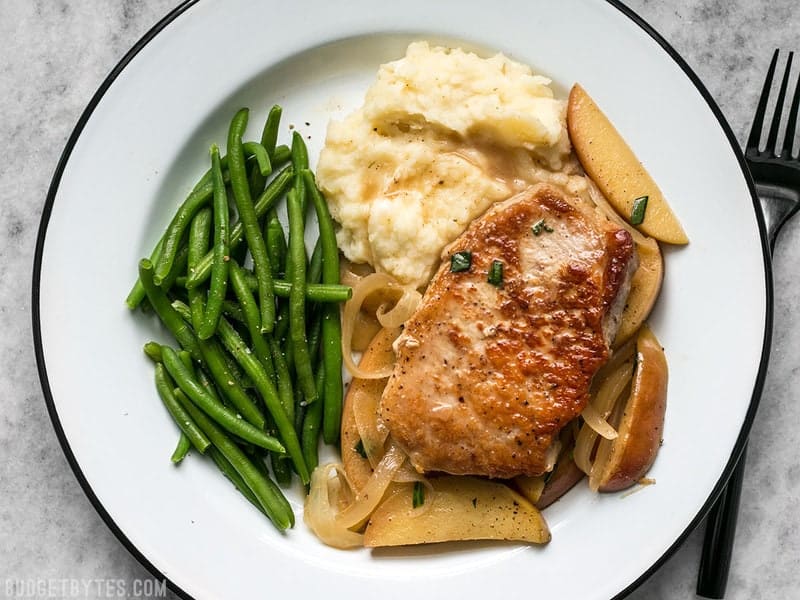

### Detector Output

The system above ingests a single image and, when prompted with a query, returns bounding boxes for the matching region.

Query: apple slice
[568,83,688,245]
[615,237,663,346]
[590,324,668,492]
[363,476,551,547]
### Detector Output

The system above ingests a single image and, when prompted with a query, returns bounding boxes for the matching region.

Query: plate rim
[31,1,773,598]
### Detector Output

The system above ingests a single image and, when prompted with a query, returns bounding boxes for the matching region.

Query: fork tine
[781,56,800,159]
[766,51,793,156]
[746,49,779,153]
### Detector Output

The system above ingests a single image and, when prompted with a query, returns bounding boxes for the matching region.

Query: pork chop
[379,183,637,478]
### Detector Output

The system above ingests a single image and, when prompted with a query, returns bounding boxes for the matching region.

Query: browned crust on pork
[380,184,635,478]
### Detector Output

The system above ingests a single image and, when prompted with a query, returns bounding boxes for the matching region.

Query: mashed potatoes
[316,41,577,288]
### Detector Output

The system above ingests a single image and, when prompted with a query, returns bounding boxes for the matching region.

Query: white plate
[33,1,770,599]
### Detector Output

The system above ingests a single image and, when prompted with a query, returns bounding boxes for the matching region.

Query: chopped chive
[487,260,503,287]
[412,481,425,508]
[532,218,554,236]
[450,251,472,273]
[630,196,648,225]
[354,439,367,459]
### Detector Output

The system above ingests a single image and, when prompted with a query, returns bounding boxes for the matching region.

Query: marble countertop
[2,1,799,598]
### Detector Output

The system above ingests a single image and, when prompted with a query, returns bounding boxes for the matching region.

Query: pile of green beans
[128,105,349,531]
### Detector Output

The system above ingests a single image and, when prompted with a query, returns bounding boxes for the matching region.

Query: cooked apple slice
[537,458,585,510]
[568,83,688,245]
[514,474,545,505]
[590,324,668,492]
[615,237,663,346]
[586,179,664,347]
[363,476,551,547]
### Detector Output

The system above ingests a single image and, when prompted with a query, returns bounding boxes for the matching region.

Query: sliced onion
[574,352,635,475]
[376,287,422,328]
[335,441,406,530]
[304,464,364,549]
[342,273,403,379]
[352,377,390,468]
[580,404,618,440]
[392,466,435,519]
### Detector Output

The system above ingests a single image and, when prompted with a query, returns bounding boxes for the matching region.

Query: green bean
[286,187,317,406]
[143,341,163,363]
[154,362,210,453]
[308,237,323,286]
[206,446,265,514]
[169,298,193,326]
[127,160,236,305]
[305,170,344,443]
[272,144,291,168]
[307,309,323,364]
[227,108,276,333]
[171,433,192,464]
[187,208,212,329]
[159,244,189,294]
[268,335,294,424]
[177,349,193,372]
[302,368,326,473]
[291,132,309,214]
[293,386,305,436]
[270,454,293,486]
[184,166,293,289]
[274,300,290,347]
[197,145,230,340]
[195,362,223,406]
[203,338,260,408]
[139,259,201,361]
[179,274,351,302]
[261,105,282,157]
[172,299,266,425]
[215,317,310,484]
[265,209,286,277]
[235,272,352,303]
[174,389,294,529]
[221,299,246,324]
[152,180,214,285]
[161,345,281,453]
[291,130,309,173]
[126,238,163,309]
[228,258,275,382]
[242,142,272,178]
[248,161,266,199]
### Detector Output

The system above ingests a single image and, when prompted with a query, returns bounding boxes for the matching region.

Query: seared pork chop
[380,183,637,478]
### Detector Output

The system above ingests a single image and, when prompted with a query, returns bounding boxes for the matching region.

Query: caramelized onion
[376,287,421,328]
[335,441,406,530]
[574,348,635,475]
[304,464,364,549]
[580,403,618,440]
[352,376,390,468]
[342,273,420,379]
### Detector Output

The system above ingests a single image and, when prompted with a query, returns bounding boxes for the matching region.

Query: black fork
[697,49,800,599]
[745,49,800,250]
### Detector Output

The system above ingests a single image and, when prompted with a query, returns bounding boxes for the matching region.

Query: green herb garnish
[532,218,554,236]
[487,260,504,287]
[630,196,648,226]
[412,481,426,508]
[354,439,367,459]
[450,251,472,273]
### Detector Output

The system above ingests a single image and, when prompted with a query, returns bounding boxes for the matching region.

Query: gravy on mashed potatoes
[316,41,587,288]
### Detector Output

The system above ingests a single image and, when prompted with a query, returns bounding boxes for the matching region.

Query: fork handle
[697,445,748,599]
